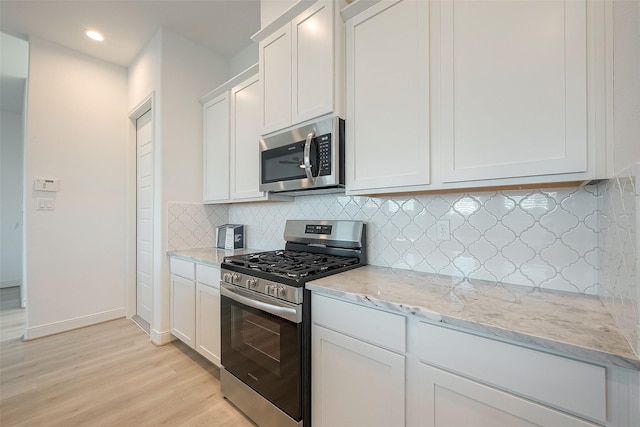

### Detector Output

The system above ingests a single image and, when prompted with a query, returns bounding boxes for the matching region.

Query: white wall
[128,28,229,344]
[229,43,259,76]
[1,108,24,287]
[260,0,297,28]
[24,37,129,339]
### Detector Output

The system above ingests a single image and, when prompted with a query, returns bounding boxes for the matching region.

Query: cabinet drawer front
[312,293,406,352]
[170,257,195,280]
[415,322,606,423]
[196,263,220,288]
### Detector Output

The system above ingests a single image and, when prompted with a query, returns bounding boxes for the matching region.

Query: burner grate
[224,250,360,280]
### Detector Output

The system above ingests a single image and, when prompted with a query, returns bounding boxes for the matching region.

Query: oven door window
[221,294,302,420]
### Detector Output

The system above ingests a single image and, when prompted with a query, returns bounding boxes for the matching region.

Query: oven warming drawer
[221,368,302,427]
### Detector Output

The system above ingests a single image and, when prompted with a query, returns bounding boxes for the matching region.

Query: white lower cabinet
[195,263,221,366]
[311,291,637,427]
[312,294,405,427]
[170,274,195,348]
[416,363,598,427]
[169,257,221,366]
[312,326,405,427]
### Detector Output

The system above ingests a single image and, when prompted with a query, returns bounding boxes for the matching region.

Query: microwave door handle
[303,130,317,185]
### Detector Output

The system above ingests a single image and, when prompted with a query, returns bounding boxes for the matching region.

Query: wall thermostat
[34,178,60,192]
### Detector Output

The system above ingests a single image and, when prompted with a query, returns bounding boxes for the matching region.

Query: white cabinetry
[195,263,221,366]
[229,73,264,200]
[416,364,598,427]
[310,290,637,427]
[258,0,343,135]
[409,321,606,427]
[203,93,230,202]
[201,65,274,204]
[437,0,588,183]
[311,294,405,427]
[342,0,606,195]
[169,257,222,366]
[169,258,196,348]
[345,0,430,192]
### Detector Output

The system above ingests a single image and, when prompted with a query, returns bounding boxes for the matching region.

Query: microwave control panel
[317,134,331,176]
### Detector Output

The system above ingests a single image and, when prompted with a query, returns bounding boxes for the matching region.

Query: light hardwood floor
[0,287,255,426]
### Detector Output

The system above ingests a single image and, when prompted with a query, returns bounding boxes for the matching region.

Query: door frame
[127,93,155,325]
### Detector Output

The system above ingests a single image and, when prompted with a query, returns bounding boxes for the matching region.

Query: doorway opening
[0,33,29,337]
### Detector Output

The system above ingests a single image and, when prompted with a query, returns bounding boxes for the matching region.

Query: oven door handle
[303,129,317,185]
[221,283,302,324]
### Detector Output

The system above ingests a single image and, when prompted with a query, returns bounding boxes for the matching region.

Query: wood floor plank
[0,289,255,426]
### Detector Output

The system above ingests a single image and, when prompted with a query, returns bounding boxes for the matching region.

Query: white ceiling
[0,0,261,67]
[0,0,261,114]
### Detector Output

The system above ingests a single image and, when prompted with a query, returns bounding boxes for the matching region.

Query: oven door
[220,283,303,421]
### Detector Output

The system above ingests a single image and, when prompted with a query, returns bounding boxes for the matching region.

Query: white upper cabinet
[437,0,588,183]
[230,73,265,200]
[201,65,281,204]
[260,26,292,134]
[342,0,606,195]
[258,0,343,135]
[203,93,230,202]
[345,0,430,192]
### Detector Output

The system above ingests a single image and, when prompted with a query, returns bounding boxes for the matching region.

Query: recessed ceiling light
[85,30,104,42]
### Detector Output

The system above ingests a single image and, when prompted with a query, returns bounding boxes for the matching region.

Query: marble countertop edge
[305,279,640,371]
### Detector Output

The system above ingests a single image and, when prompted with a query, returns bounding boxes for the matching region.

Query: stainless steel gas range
[220,220,367,427]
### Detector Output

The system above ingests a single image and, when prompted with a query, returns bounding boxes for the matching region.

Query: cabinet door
[417,363,600,427]
[346,0,430,192]
[312,325,405,427]
[291,0,334,124]
[260,25,292,134]
[203,93,230,202]
[230,74,264,200]
[439,0,587,182]
[170,274,195,348]
[195,282,221,366]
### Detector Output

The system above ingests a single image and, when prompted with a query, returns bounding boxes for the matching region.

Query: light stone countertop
[306,265,640,370]
[167,247,262,268]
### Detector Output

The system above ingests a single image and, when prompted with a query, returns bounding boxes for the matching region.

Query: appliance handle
[303,129,317,185]
[221,283,302,324]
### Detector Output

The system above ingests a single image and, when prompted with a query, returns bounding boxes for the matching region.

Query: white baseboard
[23,308,127,340]
[150,328,174,346]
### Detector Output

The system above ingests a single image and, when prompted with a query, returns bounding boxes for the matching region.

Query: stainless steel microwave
[259,116,345,194]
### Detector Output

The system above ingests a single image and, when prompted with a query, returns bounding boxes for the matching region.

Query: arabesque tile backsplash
[229,187,600,294]
[168,178,640,352]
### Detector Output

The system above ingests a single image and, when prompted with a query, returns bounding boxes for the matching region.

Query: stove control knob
[265,284,273,295]
[231,273,240,284]
[277,286,286,298]
[246,278,258,289]
[223,273,230,283]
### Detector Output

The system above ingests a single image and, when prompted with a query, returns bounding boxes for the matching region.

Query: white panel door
[136,109,153,324]
[260,25,292,134]
[230,74,264,200]
[346,0,430,192]
[312,325,405,427]
[203,93,230,202]
[439,0,588,182]
[418,363,599,427]
[292,0,334,124]
[195,282,221,366]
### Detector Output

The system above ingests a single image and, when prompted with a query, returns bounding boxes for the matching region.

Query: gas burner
[224,250,360,281]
